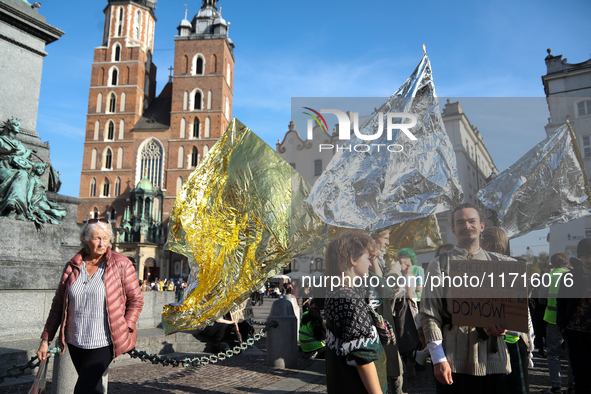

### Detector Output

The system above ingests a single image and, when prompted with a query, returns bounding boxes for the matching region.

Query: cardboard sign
[449,259,528,333]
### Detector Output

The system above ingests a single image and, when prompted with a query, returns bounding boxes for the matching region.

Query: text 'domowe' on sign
[448,259,528,333]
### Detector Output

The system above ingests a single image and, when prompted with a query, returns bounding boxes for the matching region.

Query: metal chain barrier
[127,319,277,368]
[0,320,277,383]
[0,347,60,384]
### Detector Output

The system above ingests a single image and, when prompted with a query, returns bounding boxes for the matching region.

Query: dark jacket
[556,259,587,331]
[41,247,144,357]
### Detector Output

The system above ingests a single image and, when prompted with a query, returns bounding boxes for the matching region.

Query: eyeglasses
[87,218,109,224]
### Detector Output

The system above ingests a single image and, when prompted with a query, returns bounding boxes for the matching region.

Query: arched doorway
[143,257,158,283]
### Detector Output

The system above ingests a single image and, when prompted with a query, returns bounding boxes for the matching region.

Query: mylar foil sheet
[307,51,462,231]
[384,214,442,262]
[477,123,591,239]
[163,119,326,334]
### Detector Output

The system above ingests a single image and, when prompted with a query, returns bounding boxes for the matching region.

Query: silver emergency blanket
[477,123,591,239]
[307,51,462,231]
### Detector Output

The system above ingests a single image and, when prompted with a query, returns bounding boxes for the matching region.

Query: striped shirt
[66,261,112,349]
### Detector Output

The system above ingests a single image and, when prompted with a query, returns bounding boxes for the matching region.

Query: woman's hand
[37,341,49,361]
[401,259,412,276]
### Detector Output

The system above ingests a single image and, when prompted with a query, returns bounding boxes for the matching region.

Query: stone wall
[0,290,176,342]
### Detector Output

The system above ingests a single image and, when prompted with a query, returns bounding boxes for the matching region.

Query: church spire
[201,0,218,10]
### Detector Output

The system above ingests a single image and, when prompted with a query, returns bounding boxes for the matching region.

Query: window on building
[117,8,123,36]
[108,93,116,113]
[180,117,186,138]
[119,119,125,139]
[114,45,120,62]
[139,139,163,187]
[120,93,126,112]
[94,121,100,140]
[134,27,140,39]
[111,68,118,86]
[103,178,110,197]
[212,54,217,73]
[582,135,591,158]
[117,147,123,169]
[115,177,121,197]
[191,147,198,167]
[97,93,102,113]
[183,55,189,74]
[193,117,200,138]
[203,145,209,158]
[194,91,202,110]
[107,121,114,140]
[585,228,591,238]
[578,100,591,117]
[110,208,116,222]
[314,160,322,176]
[90,178,96,197]
[178,146,184,168]
[177,176,183,194]
[225,97,229,120]
[91,149,97,169]
[196,57,204,75]
[104,148,113,169]
[93,208,99,219]
[183,91,188,111]
[205,117,211,137]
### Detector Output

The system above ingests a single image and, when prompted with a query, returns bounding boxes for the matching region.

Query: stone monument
[0,0,82,343]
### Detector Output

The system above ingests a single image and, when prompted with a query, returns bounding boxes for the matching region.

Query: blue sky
[35,0,590,255]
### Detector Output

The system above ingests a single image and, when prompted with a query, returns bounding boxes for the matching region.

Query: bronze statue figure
[0,119,66,228]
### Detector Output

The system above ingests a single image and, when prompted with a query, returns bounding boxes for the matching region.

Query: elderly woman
[325,232,393,394]
[36,219,144,393]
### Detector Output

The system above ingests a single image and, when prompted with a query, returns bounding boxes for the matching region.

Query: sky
[33,0,591,256]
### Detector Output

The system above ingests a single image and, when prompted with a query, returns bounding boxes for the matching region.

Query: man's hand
[486,324,506,337]
[433,361,453,385]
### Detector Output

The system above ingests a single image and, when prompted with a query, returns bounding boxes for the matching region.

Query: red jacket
[41,247,144,358]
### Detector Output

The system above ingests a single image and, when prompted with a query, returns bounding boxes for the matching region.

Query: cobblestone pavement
[0,349,571,393]
[0,296,573,393]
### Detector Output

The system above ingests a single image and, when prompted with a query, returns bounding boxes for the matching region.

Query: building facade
[544,50,591,257]
[77,0,234,280]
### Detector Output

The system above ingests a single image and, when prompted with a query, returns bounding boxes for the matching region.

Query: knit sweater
[420,247,511,376]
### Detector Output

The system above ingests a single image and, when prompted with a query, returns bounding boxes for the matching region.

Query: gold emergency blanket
[384,214,442,261]
[163,119,325,334]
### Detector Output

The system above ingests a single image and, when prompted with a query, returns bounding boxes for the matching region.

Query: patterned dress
[325,286,387,394]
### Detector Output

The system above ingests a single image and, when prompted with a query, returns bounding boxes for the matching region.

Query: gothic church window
[193,117,200,138]
[139,139,163,188]
[90,178,96,197]
[110,67,118,86]
[94,121,100,140]
[120,93,126,112]
[104,148,113,169]
[194,91,202,110]
[119,120,125,139]
[103,178,110,197]
[115,177,121,197]
[97,93,102,113]
[178,146,184,168]
[205,117,210,138]
[183,91,188,111]
[197,57,204,75]
[180,118,186,138]
[106,121,115,140]
[177,176,183,194]
[108,93,116,113]
[113,45,121,62]
[191,147,198,167]
[117,8,124,36]
[117,147,123,169]
[91,149,97,169]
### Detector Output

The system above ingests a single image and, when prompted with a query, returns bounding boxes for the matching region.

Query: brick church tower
[78,0,158,223]
[77,0,235,279]
[78,0,234,224]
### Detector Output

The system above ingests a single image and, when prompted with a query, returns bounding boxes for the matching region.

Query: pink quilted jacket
[41,247,144,358]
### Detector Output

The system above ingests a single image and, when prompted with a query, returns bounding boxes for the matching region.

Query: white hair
[80,221,113,253]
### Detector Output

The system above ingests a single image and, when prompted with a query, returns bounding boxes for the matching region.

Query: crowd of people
[300,202,590,394]
[33,203,591,393]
